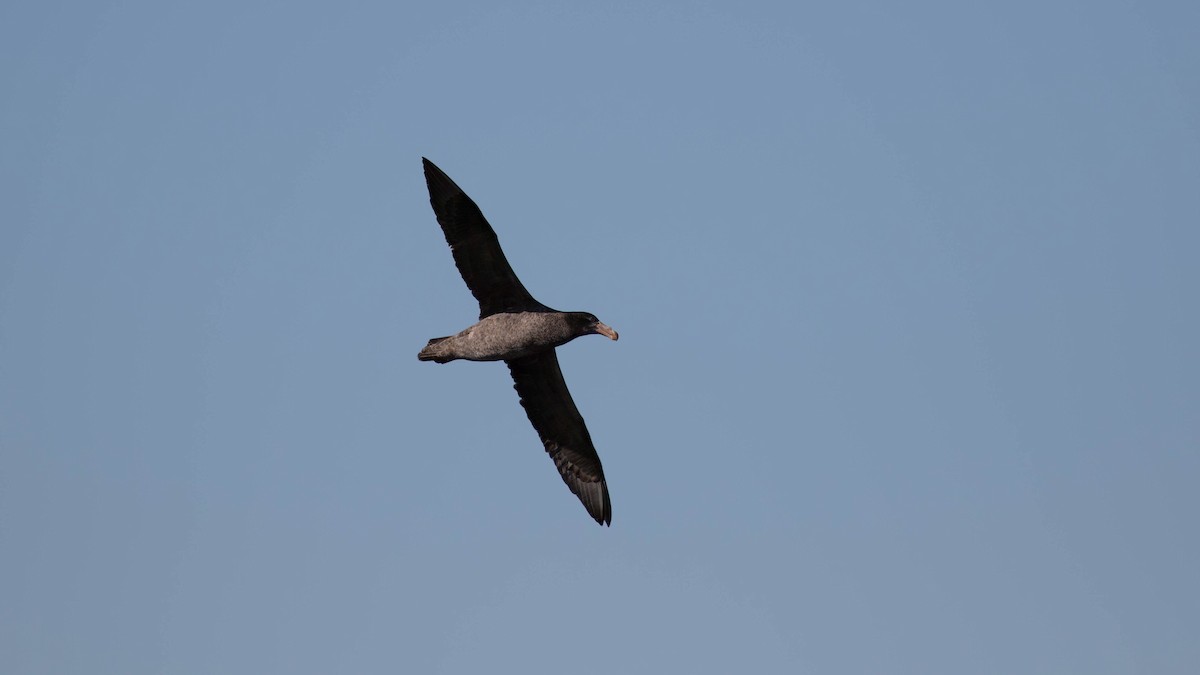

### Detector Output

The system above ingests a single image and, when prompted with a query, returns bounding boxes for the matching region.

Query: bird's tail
[417,336,451,362]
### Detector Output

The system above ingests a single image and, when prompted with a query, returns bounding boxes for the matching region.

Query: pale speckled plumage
[417,158,619,526]
[417,311,601,363]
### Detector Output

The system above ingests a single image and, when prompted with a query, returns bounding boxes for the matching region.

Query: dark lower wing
[506,350,611,526]
[423,158,547,318]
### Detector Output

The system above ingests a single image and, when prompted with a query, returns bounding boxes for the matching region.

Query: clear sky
[2,1,1198,673]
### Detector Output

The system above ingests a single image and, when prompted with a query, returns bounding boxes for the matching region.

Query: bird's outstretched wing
[506,350,611,525]
[423,158,547,318]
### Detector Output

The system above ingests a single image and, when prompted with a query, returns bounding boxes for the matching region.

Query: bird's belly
[452,334,547,361]
[446,314,566,361]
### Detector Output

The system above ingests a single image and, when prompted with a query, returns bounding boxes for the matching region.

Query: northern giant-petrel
[417,158,618,526]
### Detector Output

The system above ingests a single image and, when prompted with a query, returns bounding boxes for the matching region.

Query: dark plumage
[418,158,619,526]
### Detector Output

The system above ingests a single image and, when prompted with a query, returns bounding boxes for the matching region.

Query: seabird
[417,158,619,526]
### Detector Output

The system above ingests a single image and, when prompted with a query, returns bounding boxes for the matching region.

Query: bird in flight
[418,158,619,526]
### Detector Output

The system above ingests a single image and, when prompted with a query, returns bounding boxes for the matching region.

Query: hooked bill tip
[595,322,619,341]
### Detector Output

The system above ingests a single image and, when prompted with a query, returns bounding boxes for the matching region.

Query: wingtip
[587,480,612,527]
[421,157,443,181]
[422,158,464,200]
[591,507,611,527]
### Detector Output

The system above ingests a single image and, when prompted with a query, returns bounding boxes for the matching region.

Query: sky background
[2,1,1198,673]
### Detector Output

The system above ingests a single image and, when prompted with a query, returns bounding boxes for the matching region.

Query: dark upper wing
[423,158,547,318]
[506,350,611,526]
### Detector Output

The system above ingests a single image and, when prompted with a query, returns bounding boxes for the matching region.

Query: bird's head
[571,312,619,341]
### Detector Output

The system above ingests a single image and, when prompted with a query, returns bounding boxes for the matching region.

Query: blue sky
[2,1,1198,673]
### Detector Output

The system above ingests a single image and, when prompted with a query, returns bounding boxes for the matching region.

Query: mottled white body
[419,311,588,363]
